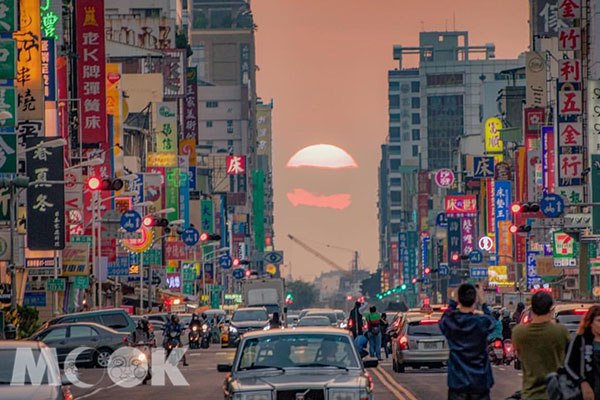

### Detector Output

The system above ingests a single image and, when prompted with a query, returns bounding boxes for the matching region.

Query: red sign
[183,67,199,140]
[524,108,545,136]
[559,90,582,115]
[559,59,581,83]
[558,0,581,19]
[559,122,583,146]
[486,179,495,235]
[445,195,477,215]
[76,0,107,144]
[226,155,246,175]
[165,241,191,260]
[559,28,581,51]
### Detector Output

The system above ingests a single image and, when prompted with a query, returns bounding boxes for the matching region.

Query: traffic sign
[470,267,488,278]
[219,254,232,269]
[478,236,494,251]
[46,278,65,291]
[232,268,245,279]
[435,212,448,228]
[469,249,483,264]
[120,210,142,232]
[73,276,89,289]
[438,263,449,277]
[263,251,283,265]
[541,194,565,218]
[182,227,200,246]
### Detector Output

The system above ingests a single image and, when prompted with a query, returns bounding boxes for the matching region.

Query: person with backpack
[364,306,382,360]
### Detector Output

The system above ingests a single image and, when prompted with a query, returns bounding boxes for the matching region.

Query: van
[42,309,135,333]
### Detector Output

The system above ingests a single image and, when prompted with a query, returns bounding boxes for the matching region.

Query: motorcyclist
[128,318,155,346]
[189,313,202,332]
[164,314,188,366]
[487,311,503,342]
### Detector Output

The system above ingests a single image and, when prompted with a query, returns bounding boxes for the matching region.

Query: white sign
[554,258,577,267]
[478,236,494,252]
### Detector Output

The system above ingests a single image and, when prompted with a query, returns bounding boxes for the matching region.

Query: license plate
[421,342,440,350]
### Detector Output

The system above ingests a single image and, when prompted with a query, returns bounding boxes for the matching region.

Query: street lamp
[23,138,67,153]
[64,157,103,172]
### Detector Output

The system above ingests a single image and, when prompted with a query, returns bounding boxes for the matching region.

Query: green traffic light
[401,284,407,290]
[386,290,392,296]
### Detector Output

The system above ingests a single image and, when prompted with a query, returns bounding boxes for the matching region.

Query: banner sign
[41,38,56,101]
[542,126,555,193]
[445,195,477,216]
[26,137,65,250]
[155,102,177,153]
[484,117,503,160]
[526,52,547,108]
[448,218,461,268]
[526,251,542,289]
[76,0,107,143]
[407,231,418,281]
[461,217,475,256]
[494,181,512,222]
[62,242,90,276]
[183,67,198,140]
[399,232,409,284]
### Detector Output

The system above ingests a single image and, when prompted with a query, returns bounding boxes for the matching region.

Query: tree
[286,280,318,310]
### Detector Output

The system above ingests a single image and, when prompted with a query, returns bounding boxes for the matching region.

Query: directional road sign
[438,263,449,277]
[46,278,65,291]
[469,249,483,264]
[470,267,489,279]
[232,268,245,279]
[541,194,565,218]
[435,212,448,228]
[120,210,142,232]
[263,251,283,265]
[182,227,200,246]
[219,254,232,269]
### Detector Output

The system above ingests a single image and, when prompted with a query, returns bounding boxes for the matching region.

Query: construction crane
[287,234,353,276]
[325,243,359,273]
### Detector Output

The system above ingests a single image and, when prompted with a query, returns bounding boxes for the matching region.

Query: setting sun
[286,144,358,169]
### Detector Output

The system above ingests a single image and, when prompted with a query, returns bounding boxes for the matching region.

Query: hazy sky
[252,0,529,281]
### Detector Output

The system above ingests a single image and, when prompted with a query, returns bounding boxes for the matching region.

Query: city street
[71,348,522,400]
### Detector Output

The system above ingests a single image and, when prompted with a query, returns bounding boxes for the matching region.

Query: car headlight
[192,326,197,332]
[137,353,147,362]
[233,391,272,400]
[229,326,238,333]
[328,390,359,400]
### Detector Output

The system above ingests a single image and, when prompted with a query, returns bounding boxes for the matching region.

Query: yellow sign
[14,0,44,120]
[593,287,600,297]
[488,265,509,285]
[265,264,277,275]
[122,227,153,253]
[154,102,177,153]
[147,152,177,167]
[62,242,90,276]
[106,64,123,166]
[484,117,503,161]
[129,264,139,275]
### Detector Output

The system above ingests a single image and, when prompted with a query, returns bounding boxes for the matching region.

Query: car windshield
[297,317,330,327]
[407,322,442,336]
[306,312,336,324]
[336,312,345,321]
[238,334,359,370]
[233,310,268,322]
[0,349,56,385]
[556,314,584,326]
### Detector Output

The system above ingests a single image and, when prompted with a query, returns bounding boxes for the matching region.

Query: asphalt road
[71,348,522,400]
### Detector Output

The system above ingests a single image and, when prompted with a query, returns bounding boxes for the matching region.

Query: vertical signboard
[461,217,475,255]
[178,155,190,227]
[165,167,179,221]
[26,137,65,250]
[14,0,44,120]
[525,52,547,108]
[155,102,177,153]
[183,67,198,140]
[41,38,56,101]
[76,0,107,144]
[390,242,399,286]
[531,0,569,38]
[495,180,512,267]
[448,218,461,268]
[588,80,600,155]
[541,126,555,193]
[253,169,265,253]
[398,232,409,285]
[106,63,122,168]
[592,154,600,234]
[484,117,503,161]
[0,0,17,33]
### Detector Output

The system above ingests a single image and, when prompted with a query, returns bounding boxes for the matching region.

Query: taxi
[391,305,449,373]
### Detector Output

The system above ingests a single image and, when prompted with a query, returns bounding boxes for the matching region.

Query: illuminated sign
[41,38,56,100]
[40,0,59,39]
[155,102,177,152]
[122,227,153,253]
[484,117,503,159]
[445,195,477,215]
[147,152,177,167]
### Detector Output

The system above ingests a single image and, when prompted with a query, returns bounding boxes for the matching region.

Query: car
[286,310,300,327]
[222,307,269,348]
[42,309,135,333]
[203,309,227,324]
[144,313,170,325]
[0,340,73,400]
[305,310,339,327]
[217,327,377,400]
[297,316,332,327]
[298,307,332,320]
[29,322,128,368]
[392,313,449,373]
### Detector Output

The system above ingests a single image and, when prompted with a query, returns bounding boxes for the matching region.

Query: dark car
[42,309,135,333]
[297,316,332,327]
[30,322,128,368]
[224,307,269,347]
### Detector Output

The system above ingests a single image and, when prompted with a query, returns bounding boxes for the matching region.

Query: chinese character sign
[445,195,477,215]
[484,117,504,154]
[461,217,475,256]
[448,218,461,268]
[559,27,581,50]
[155,102,177,153]
[435,168,454,188]
[494,181,512,222]
[559,59,581,83]
[183,67,198,140]
[473,157,495,178]
[76,0,107,144]
[14,0,44,120]
[227,155,246,175]
[588,81,600,155]
[26,137,65,250]
[532,0,569,37]
[558,0,581,19]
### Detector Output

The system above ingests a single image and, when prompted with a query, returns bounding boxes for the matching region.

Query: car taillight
[366,372,374,391]
[522,315,530,324]
[348,319,353,328]
[122,336,128,342]
[420,319,439,325]
[574,308,588,315]
[494,340,502,349]
[399,335,409,350]
[62,388,73,400]
[505,345,512,352]
[148,323,153,331]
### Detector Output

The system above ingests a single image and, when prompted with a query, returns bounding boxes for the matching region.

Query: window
[412,145,419,157]
[227,120,233,127]
[390,159,401,171]
[391,210,403,218]
[412,113,420,124]
[412,129,420,141]
[101,313,129,329]
[76,315,102,324]
[41,327,67,341]
[391,191,402,202]
[206,120,213,128]
[389,145,401,155]
[391,223,401,234]
[389,95,400,109]
[426,73,463,87]
[389,127,400,140]
[411,81,420,93]
[206,101,219,108]
[390,114,400,122]
[411,97,420,109]
[70,326,98,339]
[390,178,402,186]
[389,81,400,90]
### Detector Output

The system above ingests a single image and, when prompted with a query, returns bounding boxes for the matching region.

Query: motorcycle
[189,324,201,349]
[503,339,514,365]
[130,342,152,385]
[164,330,181,359]
[201,324,210,349]
[488,338,504,365]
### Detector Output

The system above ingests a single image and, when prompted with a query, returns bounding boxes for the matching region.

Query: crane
[287,234,353,276]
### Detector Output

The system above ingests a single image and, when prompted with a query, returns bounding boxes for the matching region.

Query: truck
[241,277,285,317]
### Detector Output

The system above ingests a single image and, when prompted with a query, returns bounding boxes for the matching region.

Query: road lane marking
[370,367,406,400]
[377,366,419,400]
[75,381,121,400]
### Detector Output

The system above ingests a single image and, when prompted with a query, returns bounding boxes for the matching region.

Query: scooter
[503,339,514,365]
[131,342,152,385]
[165,331,181,359]
[488,338,504,365]
[201,323,210,349]
[189,325,201,349]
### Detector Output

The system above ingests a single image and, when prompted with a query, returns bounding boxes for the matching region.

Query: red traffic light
[451,253,460,262]
[232,258,241,267]
[200,232,208,242]
[510,203,522,213]
[411,277,418,284]
[142,216,154,227]
[87,177,101,191]
[244,269,252,277]
[200,232,221,242]
[509,224,519,234]
[424,267,431,274]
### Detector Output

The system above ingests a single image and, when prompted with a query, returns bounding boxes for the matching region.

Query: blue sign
[23,292,46,307]
[469,249,483,264]
[540,193,565,218]
[470,267,489,278]
[473,157,495,178]
[182,227,200,246]
[130,174,144,206]
[494,181,512,222]
[179,168,190,227]
[120,210,142,232]
[526,251,542,289]
[188,167,196,190]
[219,254,232,270]
[438,263,449,277]
[108,256,130,277]
[232,268,245,279]
[435,212,448,228]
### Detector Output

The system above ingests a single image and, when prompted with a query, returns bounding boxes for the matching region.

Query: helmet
[139,318,149,331]
[171,314,179,323]
[201,313,207,319]
[192,312,199,320]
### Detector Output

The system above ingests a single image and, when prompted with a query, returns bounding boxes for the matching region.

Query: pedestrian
[354,334,369,358]
[488,311,503,342]
[512,291,570,400]
[348,301,364,339]
[513,302,526,324]
[440,283,496,400]
[380,312,390,359]
[564,305,600,400]
[365,306,382,360]
[501,309,512,340]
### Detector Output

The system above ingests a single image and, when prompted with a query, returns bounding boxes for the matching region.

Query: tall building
[378,31,525,290]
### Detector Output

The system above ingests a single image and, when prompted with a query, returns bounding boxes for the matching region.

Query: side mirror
[217,363,233,372]
[225,319,230,324]
[362,358,378,368]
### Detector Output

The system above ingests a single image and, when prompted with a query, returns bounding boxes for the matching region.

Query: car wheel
[94,348,112,368]
[397,363,405,373]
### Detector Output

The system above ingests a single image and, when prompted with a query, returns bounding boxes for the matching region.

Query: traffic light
[87,177,123,191]
[411,277,418,284]
[232,258,240,267]
[424,267,431,275]
[510,202,540,213]
[510,225,532,233]
[200,232,221,242]
[451,253,460,262]
[285,293,294,304]
[142,216,169,228]
[244,269,252,277]
[401,284,407,291]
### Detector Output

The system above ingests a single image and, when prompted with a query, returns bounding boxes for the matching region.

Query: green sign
[47,278,65,291]
[201,200,214,232]
[0,134,17,173]
[552,231,575,258]
[73,276,89,289]
[0,1,17,32]
[182,282,194,295]
[210,291,220,309]
[0,187,9,221]
[208,284,224,291]
[145,249,162,265]
[252,170,265,252]
[71,235,92,244]
[592,155,600,235]
[0,40,16,79]
[182,267,196,282]
[0,87,16,127]
[165,167,179,221]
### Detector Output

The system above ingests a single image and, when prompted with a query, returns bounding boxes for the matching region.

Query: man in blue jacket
[440,283,496,400]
